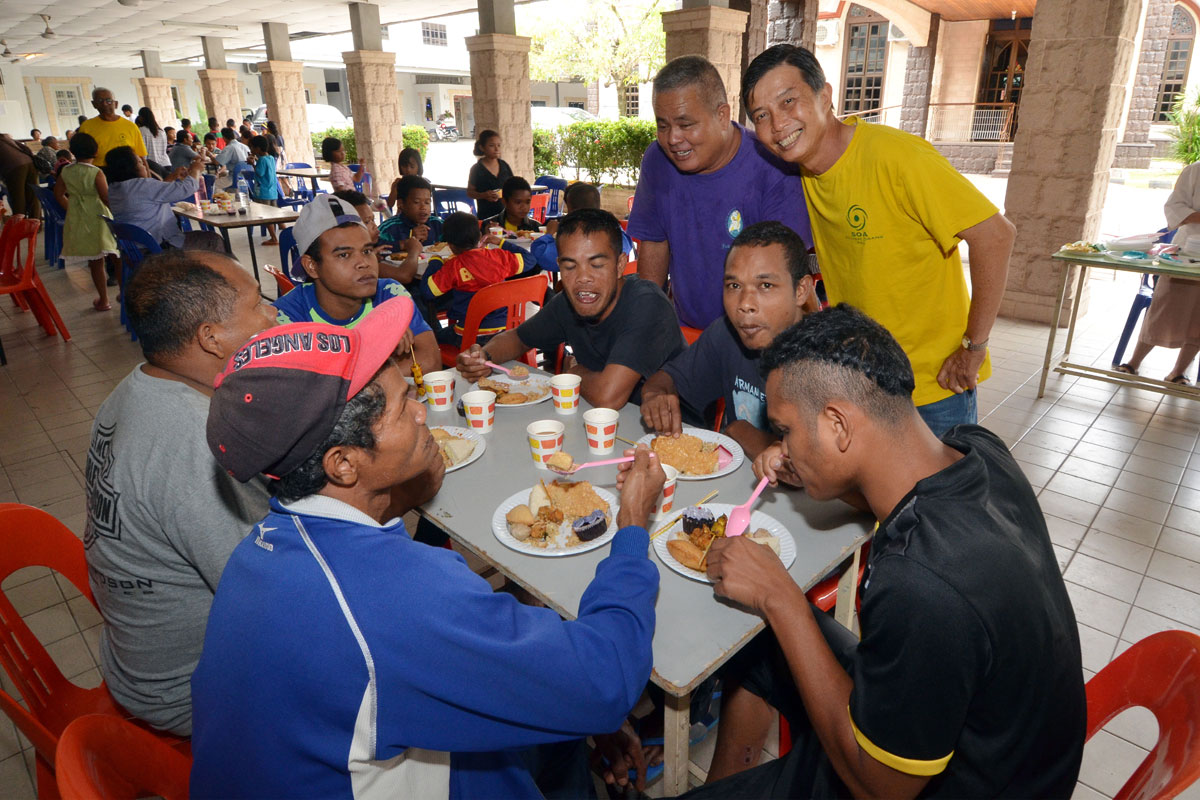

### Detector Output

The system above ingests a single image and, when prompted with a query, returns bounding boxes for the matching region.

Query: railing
[836,104,903,128]
[925,102,1017,143]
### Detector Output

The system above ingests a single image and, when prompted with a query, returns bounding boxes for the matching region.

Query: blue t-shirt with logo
[272,278,432,336]
[626,123,811,329]
[662,316,767,431]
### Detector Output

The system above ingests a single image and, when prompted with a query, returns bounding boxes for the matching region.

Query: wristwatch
[961,335,988,352]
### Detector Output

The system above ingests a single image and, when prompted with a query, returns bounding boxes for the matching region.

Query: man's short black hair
[125,251,239,362]
[761,304,915,425]
[502,176,531,198]
[743,44,826,110]
[30,129,40,138]
[396,175,433,203]
[180,118,191,129]
[555,208,623,259]
[653,55,727,110]
[221,127,236,142]
[333,189,369,208]
[321,136,342,162]
[121,104,133,113]
[105,146,141,183]
[68,132,99,160]
[208,117,218,129]
[563,182,602,212]
[727,222,813,287]
[443,211,482,250]
[273,365,390,502]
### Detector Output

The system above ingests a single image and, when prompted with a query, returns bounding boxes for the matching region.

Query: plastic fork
[548,455,635,475]
[725,476,770,538]
[485,361,529,381]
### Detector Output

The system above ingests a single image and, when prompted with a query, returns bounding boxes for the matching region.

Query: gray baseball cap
[293,194,367,256]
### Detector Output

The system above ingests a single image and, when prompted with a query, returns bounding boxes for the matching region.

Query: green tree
[1170,91,1200,164]
[521,0,666,97]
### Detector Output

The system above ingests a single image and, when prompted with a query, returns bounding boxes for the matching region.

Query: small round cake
[572,509,607,541]
[681,506,715,535]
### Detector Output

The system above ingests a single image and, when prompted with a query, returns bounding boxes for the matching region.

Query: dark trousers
[3,163,40,219]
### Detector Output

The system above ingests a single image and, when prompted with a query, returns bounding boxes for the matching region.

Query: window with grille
[422,22,448,47]
[1156,5,1196,121]
[620,85,639,117]
[840,5,887,117]
[54,88,82,118]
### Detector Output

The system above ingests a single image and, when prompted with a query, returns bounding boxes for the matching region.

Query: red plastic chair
[622,258,638,277]
[1084,630,1200,800]
[680,326,704,345]
[55,714,192,800]
[0,504,187,799]
[264,263,295,298]
[438,274,548,368]
[529,192,549,224]
[0,217,70,342]
[626,195,634,214]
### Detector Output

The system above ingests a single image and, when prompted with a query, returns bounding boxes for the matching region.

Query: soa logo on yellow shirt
[845,204,882,242]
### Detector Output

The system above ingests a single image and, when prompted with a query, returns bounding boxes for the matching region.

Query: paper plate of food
[472,375,551,407]
[634,429,744,480]
[430,426,484,474]
[653,504,796,583]
[1102,250,1158,266]
[1106,233,1163,252]
[492,480,619,556]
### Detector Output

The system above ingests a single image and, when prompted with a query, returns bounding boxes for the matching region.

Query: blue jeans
[917,389,977,438]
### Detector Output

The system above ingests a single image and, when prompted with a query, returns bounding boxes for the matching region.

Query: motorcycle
[433,119,460,142]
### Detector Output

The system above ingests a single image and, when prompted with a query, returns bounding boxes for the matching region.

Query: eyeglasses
[96,98,117,105]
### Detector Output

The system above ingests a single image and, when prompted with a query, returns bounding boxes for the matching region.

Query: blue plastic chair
[284,162,322,200]
[33,186,64,268]
[101,218,161,340]
[433,189,475,218]
[276,178,305,212]
[279,226,304,284]
[202,173,215,200]
[535,176,568,218]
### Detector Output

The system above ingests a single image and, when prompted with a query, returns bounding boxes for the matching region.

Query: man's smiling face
[653,85,733,175]
[746,64,835,170]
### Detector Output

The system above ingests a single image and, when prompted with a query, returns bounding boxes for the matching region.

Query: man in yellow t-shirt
[78,87,148,168]
[740,45,1015,438]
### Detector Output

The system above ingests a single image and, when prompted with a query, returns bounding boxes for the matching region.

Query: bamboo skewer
[650,489,718,540]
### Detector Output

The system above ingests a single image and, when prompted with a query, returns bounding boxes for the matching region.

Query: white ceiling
[0,0,481,68]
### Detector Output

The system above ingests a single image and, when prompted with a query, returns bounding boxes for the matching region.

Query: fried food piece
[547,452,574,471]
[651,434,719,475]
[496,392,528,404]
[509,364,529,378]
[668,538,707,571]
[477,377,509,396]
[545,480,610,520]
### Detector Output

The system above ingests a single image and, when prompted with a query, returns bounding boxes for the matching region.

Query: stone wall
[900,15,941,136]
[1001,0,1142,326]
[1122,0,1172,145]
[663,6,750,118]
[198,69,241,131]
[1113,141,1157,167]
[766,0,816,51]
[343,50,403,195]
[258,60,312,164]
[136,77,174,133]
[466,34,533,181]
[933,141,1002,174]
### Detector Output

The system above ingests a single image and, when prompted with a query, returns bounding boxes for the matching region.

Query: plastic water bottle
[236,176,251,214]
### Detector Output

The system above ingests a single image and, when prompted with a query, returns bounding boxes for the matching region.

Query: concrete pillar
[1001,0,1142,325]
[262,22,292,62]
[766,0,817,52]
[899,14,940,137]
[663,6,751,118]
[477,0,518,35]
[198,36,240,128]
[343,50,401,196]
[202,36,228,71]
[1117,0,1171,167]
[141,50,163,79]
[466,33,534,179]
[731,0,768,83]
[136,76,175,128]
[258,60,312,163]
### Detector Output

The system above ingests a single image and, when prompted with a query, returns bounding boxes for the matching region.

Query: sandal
[93,299,112,312]
[1113,363,1138,375]
[1166,373,1193,386]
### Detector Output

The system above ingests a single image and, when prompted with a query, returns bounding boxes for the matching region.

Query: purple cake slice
[681,506,715,535]
[572,509,608,541]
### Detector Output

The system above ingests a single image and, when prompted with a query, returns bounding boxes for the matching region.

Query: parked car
[531,106,598,129]
[248,103,353,134]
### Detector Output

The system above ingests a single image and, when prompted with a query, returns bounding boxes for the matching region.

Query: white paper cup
[550,374,582,415]
[583,408,620,455]
[423,370,456,409]
[462,390,496,432]
[526,420,565,469]
[652,465,679,519]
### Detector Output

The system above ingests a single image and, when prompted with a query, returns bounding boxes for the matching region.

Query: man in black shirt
[457,208,685,409]
[688,304,1085,798]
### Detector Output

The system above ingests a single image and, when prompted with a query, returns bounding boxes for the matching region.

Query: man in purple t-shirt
[627,55,812,330]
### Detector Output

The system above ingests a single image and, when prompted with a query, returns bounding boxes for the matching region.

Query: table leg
[663,691,692,795]
[218,227,232,257]
[1038,261,1073,398]
[834,545,862,631]
[245,226,261,286]
[1061,265,1088,362]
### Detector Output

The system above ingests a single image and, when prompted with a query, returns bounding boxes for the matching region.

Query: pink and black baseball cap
[206,295,415,482]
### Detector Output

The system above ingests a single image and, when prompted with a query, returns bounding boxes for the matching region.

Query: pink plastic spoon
[725,475,770,538]
[485,361,529,381]
[548,455,635,475]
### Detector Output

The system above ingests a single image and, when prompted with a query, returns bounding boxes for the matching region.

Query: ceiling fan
[0,39,45,63]
[36,14,107,41]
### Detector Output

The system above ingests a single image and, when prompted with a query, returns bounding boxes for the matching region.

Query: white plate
[470,374,552,407]
[635,428,745,480]
[430,426,485,474]
[653,504,796,582]
[1107,234,1162,251]
[491,486,619,556]
[1103,250,1157,266]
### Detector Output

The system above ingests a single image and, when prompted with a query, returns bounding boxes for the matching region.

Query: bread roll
[667,538,707,571]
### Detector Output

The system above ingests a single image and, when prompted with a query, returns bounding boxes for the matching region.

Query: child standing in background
[249,135,280,246]
[386,147,424,210]
[54,132,118,311]
[323,137,363,192]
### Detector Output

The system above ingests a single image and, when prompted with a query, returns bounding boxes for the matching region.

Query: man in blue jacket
[191,295,665,799]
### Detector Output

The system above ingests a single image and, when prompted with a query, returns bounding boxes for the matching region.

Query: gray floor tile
[1064,554,1144,604]
[1134,577,1200,630]
[1078,530,1153,574]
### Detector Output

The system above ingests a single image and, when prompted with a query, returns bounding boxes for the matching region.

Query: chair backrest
[529,192,549,224]
[201,173,215,200]
[278,226,304,283]
[56,714,192,800]
[285,162,313,169]
[230,162,255,190]
[460,274,548,352]
[34,185,65,225]
[627,195,635,214]
[1085,629,1200,800]
[680,325,704,345]
[265,263,296,297]
[433,189,475,218]
[102,218,162,265]
[534,176,568,217]
[0,217,41,285]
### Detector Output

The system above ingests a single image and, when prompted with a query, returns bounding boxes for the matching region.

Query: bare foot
[93,298,111,312]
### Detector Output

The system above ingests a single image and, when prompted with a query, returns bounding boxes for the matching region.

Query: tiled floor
[2,236,1200,797]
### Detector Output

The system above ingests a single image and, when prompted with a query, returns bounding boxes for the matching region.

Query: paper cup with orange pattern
[526,420,565,470]
[423,370,456,409]
[652,465,679,519]
[550,374,582,415]
[582,408,619,455]
[461,390,496,432]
